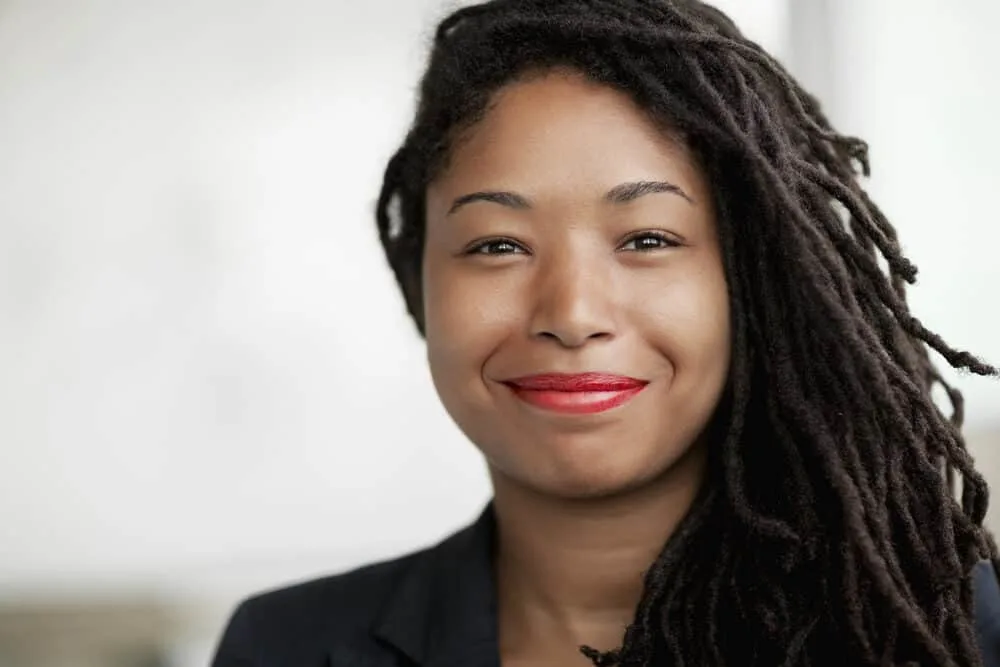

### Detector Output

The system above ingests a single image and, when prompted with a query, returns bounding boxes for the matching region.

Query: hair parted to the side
[374,1,998,665]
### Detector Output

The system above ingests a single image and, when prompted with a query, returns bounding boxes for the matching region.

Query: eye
[618,231,681,252]
[464,237,527,256]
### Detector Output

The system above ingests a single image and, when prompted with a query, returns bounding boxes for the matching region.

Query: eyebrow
[605,180,693,205]
[447,179,693,216]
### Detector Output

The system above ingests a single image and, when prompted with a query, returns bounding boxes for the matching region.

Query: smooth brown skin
[423,70,731,666]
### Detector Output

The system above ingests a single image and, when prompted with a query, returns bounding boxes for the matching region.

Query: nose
[528,250,617,348]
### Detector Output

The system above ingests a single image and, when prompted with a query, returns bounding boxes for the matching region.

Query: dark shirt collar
[371,503,499,667]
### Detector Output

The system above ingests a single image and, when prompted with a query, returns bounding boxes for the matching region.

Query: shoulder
[210,548,428,667]
[209,506,495,667]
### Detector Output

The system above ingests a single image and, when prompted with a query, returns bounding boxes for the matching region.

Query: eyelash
[465,237,526,256]
[618,230,682,252]
[463,231,681,256]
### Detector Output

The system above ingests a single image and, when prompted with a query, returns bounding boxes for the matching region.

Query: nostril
[532,328,614,348]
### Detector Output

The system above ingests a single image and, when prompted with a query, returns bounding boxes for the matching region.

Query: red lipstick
[503,372,647,415]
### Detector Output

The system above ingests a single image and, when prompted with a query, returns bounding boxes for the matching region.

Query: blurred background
[0,0,997,665]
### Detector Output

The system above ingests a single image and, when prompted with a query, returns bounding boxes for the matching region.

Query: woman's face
[422,70,731,499]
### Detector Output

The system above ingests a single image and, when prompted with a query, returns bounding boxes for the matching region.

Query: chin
[500,453,679,501]
[539,476,653,501]
[488,431,709,502]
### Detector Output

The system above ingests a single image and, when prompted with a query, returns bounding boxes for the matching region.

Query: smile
[502,372,648,415]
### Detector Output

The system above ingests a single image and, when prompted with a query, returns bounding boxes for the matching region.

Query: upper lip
[502,372,647,392]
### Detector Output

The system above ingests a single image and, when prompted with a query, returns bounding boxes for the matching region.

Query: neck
[491,445,706,659]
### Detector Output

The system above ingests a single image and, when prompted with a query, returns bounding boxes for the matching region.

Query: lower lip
[507,386,646,415]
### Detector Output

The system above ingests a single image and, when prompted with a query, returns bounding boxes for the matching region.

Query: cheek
[422,254,522,378]
[639,261,731,379]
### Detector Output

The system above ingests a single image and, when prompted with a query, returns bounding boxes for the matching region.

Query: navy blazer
[211,505,1000,667]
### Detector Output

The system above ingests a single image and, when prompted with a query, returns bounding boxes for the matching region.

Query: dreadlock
[374,1,998,665]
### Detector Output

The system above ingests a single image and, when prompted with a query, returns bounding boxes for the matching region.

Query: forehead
[428,69,707,202]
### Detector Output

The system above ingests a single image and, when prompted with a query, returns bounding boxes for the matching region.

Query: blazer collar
[370,503,500,667]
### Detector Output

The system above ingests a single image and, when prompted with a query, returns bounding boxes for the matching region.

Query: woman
[212,1,1000,665]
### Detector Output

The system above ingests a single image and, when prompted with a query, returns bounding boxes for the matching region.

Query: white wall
[0,0,486,600]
